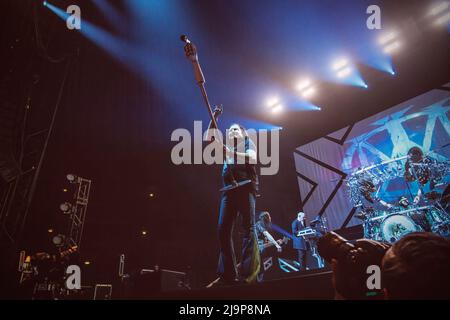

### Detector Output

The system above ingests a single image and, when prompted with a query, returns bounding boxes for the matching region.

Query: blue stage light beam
[284,94,322,112]
[335,22,398,76]
[126,0,177,28]
[220,114,283,132]
[91,0,126,32]
[262,88,321,114]
[269,98,320,113]
[44,2,132,64]
[44,2,69,20]
[358,44,396,76]
[375,58,396,76]
[271,224,293,240]
[291,99,322,111]
[329,57,368,88]
[355,30,399,76]
[118,0,209,124]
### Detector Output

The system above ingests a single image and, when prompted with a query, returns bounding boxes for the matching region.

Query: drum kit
[347,147,450,244]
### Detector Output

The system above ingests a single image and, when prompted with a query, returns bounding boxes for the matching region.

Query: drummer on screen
[395,196,431,232]
[378,195,420,211]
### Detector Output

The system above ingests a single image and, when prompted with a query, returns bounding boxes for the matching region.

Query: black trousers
[297,249,309,270]
[217,186,260,283]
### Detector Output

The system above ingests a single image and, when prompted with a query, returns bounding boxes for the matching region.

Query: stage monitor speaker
[124,268,189,299]
[93,284,112,300]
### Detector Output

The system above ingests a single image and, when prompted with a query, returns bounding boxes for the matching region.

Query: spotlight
[266,96,280,108]
[60,202,72,214]
[43,1,48,6]
[84,261,91,265]
[377,31,398,45]
[48,228,54,233]
[434,12,450,25]
[52,234,66,246]
[336,67,352,78]
[363,84,368,89]
[296,79,311,91]
[301,87,315,98]
[296,78,316,98]
[378,31,400,55]
[382,41,400,54]
[429,2,449,16]
[332,58,353,79]
[141,230,148,236]
[390,70,396,75]
[66,174,77,183]
[332,58,349,71]
[271,104,283,114]
[265,96,284,114]
[149,193,154,198]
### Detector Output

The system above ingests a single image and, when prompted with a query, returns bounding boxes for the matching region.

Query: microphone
[180,34,205,84]
[180,34,190,44]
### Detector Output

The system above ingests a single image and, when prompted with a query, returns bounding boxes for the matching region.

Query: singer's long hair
[228,123,253,152]
[230,123,249,138]
[259,211,272,227]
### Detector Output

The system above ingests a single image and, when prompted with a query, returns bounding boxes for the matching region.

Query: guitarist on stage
[206,110,260,285]
[256,211,282,253]
[255,211,282,282]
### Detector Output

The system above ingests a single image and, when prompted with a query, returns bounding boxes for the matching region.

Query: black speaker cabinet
[123,268,189,299]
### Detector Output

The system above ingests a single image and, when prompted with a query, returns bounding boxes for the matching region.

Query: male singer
[207,118,260,285]
[182,39,260,286]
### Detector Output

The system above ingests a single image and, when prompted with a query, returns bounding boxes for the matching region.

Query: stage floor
[153,270,334,300]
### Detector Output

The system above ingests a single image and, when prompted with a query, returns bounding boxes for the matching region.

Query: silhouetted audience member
[317,232,390,299]
[330,238,389,299]
[382,232,450,299]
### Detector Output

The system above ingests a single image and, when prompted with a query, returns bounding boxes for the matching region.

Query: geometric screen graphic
[294,86,450,231]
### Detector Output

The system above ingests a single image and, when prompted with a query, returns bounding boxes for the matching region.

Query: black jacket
[292,219,308,250]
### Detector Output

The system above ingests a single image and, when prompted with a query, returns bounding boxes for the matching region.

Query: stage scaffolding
[66,175,92,248]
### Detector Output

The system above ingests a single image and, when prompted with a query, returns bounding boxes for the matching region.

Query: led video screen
[294,84,450,232]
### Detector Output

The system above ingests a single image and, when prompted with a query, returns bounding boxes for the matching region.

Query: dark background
[0,0,449,294]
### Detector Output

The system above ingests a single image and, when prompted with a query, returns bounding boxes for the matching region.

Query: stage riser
[126,271,334,300]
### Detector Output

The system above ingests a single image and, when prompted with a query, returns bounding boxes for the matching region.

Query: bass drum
[381,214,421,243]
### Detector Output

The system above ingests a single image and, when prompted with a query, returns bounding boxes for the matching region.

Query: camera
[317,231,390,299]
